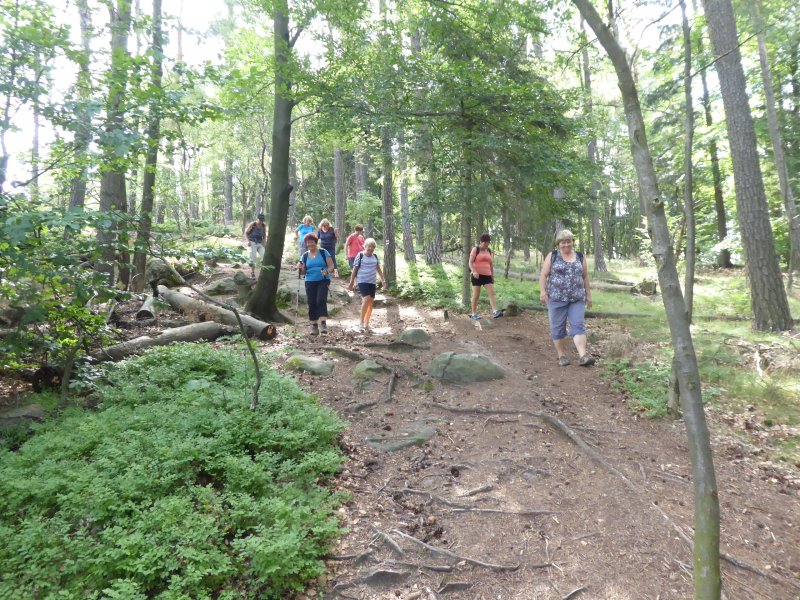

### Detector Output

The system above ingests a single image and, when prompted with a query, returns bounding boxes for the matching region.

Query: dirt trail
[277,280,800,600]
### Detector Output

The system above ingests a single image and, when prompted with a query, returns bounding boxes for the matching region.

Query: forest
[1,0,799,599]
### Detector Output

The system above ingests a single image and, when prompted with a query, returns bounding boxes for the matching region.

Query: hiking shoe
[250,272,255,280]
[470,313,480,320]
[492,310,503,318]
[358,323,365,332]
[579,355,595,367]
[558,356,571,367]
[319,322,328,334]
[310,323,319,336]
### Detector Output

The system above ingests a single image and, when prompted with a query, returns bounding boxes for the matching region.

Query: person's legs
[565,301,591,361]
[305,281,319,334]
[316,280,330,326]
[485,283,498,312]
[548,301,570,363]
[363,297,375,327]
[471,284,481,314]
[359,296,369,328]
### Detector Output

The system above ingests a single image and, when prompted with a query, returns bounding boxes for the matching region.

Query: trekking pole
[295,266,301,325]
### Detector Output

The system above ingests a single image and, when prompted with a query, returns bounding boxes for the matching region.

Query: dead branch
[385,559,453,573]
[460,484,493,497]
[136,294,158,320]
[92,322,236,362]
[322,345,365,361]
[389,529,520,572]
[562,586,587,600]
[386,371,397,401]
[396,488,554,517]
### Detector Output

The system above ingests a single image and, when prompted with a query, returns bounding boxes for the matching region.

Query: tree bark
[398,131,415,262]
[136,293,158,320]
[381,126,396,285]
[572,2,721,598]
[246,1,294,322]
[334,148,345,235]
[702,0,792,331]
[224,155,234,225]
[159,286,276,340]
[752,0,800,285]
[92,322,236,362]
[97,0,132,287]
[132,0,164,293]
[680,0,695,321]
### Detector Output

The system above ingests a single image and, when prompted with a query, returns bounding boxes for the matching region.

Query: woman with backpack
[539,229,595,366]
[317,218,339,277]
[347,238,385,332]
[298,233,335,335]
[469,233,503,320]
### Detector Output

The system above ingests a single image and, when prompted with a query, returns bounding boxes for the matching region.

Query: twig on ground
[396,487,554,516]
[483,416,519,428]
[460,484,493,497]
[562,586,586,600]
[389,529,520,571]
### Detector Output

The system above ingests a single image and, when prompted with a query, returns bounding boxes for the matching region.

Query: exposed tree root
[395,487,555,516]
[425,402,800,593]
[386,371,397,401]
[562,585,587,600]
[388,528,520,571]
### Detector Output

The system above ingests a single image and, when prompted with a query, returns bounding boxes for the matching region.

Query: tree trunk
[702,0,793,331]
[160,286,276,340]
[31,100,40,203]
[224,156,234,225]
[753,0,800,284]
[398,131,415,262]
[334,148,345,235]
[132,0,164,293]
[246,1,294,322]
[136,293,159,320]
[681,0,695,321]
[572,2,721,598]
[581,20,607,273]
[288,156,297,229]
[92,322,236,362]
[97,0,132,286]
[381,127,396,285]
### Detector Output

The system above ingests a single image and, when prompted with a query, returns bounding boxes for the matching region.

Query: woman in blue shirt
[298,233,335,335]
[295,215,316,257]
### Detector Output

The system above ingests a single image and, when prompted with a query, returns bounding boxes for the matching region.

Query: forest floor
[3,261,800,600]
[266,273,800,600]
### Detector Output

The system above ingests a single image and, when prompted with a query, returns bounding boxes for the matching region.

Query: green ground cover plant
[0,343,346,599]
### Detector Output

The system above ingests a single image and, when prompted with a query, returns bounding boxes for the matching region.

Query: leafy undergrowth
[0,343,346,599]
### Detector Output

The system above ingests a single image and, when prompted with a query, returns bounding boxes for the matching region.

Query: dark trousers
[305,279,330,321]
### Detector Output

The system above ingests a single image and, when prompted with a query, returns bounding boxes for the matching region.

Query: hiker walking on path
[539,229,595,366]
[244,213,267,280]
[298,233,335,335]
[317,218,340,277]
[347,238,385,333]
[295,215,316,257]
[469,233,502,320]
[345,224,365,268]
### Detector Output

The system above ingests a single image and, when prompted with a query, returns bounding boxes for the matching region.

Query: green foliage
[603,359,671,418]
[0,344,346,598]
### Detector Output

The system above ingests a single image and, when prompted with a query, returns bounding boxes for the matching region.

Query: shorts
[471,274,494,286]
[249,243,265,263]
[547,299,586,340]
[358,282,377,298]
[348,256,357,268]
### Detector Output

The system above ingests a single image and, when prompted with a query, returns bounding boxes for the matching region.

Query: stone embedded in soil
[0,403,46,432]
[285,353,334,376]
[204,277,238,295]
[366,420,437,452]
[353,359,387,380]
[358,568,410,588]
[426,352,505,383]
[396,328,432,347]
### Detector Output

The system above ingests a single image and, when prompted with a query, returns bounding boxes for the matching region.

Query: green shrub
[0,344,346,599]
[602,358,671,418]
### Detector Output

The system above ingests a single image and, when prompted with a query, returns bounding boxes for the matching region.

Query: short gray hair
[555,229,574,244]
[364,237,377,249]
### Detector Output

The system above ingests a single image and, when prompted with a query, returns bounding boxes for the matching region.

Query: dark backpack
[551,249,583,264]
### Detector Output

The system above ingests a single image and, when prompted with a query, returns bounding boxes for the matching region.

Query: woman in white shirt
[347,238,385,332]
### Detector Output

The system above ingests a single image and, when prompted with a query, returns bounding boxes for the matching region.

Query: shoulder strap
[577,251,584,263]
[551,249,557,261]
[301,251,308,265]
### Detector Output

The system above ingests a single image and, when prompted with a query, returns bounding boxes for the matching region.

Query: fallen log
[136,294,159,320]
[92,322,237,362]
[157,285,277,340]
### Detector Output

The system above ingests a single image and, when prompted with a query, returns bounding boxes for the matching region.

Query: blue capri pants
[305,279,330,321]
[547,299,586,340]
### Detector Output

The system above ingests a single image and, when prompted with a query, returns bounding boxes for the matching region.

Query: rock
[426,352,505,384]
[366,420,437,452]
[204,277,238,296]
[145,258,183,288]
[631,279,658,296]
[397,328,432,347]
[285,353,334,376]
[353,359,387,381]
[504,302,520,317]
[359,568,410,588]
[0,404,46,433]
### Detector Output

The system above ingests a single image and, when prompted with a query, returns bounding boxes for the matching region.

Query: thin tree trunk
[380,127,396,285]
[246,1,294,322]
[753,0,800,285]
[398,131,415,262]
[288,156,297,229]
[97,0,132,286]
[681,0,695,321]
[132,0,163,293]
[224,156,234,225]
[334,148,345,235]
[702,0,793,331]
[572,3,720,598]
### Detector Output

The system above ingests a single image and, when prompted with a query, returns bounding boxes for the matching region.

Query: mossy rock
[426,352,505,384]
[397,328,432,347]
[145,258,183,287]
[285,353,334,376]
[204,277,238,296]
[353,359,387,381]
